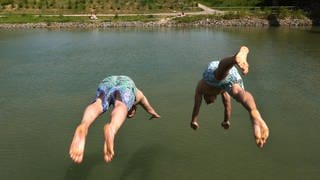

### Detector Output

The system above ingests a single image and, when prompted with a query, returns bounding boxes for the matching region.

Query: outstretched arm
[221,91,232,129]
[191,81,203,130]
[136,89,160,119]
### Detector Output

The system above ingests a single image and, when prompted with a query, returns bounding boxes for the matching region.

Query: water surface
[0,27,319,180]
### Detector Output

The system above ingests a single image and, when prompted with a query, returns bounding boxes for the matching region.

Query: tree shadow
[296,0,320,26]
[307,29,320,34]
[267,14,280,27]
[308,8,320,26]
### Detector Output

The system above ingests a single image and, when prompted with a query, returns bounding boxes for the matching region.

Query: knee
[231,88,247,102]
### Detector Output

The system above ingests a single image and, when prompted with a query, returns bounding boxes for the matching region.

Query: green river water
[0,27,319,180]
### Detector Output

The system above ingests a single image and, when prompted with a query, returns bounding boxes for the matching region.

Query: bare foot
[235,46,250,75]
[251,110,269,148]
[221,121,231,130]
[104,124,115,163]
[69,124,88,163]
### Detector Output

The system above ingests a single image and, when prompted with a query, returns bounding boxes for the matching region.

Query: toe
[256,139,264,148]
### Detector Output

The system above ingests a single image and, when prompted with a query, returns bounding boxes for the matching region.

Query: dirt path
[197,3,224,14]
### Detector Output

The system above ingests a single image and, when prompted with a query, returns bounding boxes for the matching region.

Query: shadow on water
[307,28,320,34]
[64,153,102,180]
[119,145,165,180]
[64,145,167,180]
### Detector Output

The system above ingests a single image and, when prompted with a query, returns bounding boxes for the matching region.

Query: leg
[215,46,249,80]
[104,98,128,163]
[69,98,103,163]
[230,84,269,148]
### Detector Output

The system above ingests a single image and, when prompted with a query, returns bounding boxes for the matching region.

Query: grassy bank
[175,7,308,24]
[0,7,310,25]
[0,14,159,24]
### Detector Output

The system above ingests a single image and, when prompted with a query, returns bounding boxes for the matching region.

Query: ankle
[77,124,88,135]
[250,109,260,121]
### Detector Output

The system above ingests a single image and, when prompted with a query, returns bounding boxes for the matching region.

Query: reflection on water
[0,27,320,180]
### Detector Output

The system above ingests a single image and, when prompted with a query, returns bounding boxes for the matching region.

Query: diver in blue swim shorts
[190,46,269,148]
[69,75,160,164]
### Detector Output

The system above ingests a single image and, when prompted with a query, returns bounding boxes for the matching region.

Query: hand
[190,121,199,130]
[221,121,231,130]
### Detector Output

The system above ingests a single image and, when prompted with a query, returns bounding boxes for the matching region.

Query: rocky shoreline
[0,17,314,29]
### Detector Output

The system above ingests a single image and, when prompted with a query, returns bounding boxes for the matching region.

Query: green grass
[0,0,196,14]
[0,6,309,24]
[0,13,159,24]
[0,14,86,23]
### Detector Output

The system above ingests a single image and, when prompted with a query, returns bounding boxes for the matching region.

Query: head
[203,94,216,104]
[127,105,137,118]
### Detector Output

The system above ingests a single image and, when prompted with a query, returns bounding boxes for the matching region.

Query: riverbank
[0,18,315,29]
[0,16,314,29]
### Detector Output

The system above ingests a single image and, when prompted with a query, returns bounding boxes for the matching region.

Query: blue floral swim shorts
[95,75,137,112]
[202,61,244,94]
